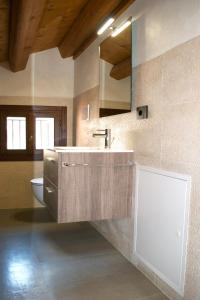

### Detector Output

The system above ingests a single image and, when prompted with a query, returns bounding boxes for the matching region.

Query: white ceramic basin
[55,146,100,150]
[53,147,133,153]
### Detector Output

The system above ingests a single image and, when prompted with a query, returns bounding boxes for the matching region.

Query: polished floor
[0,208,169,300]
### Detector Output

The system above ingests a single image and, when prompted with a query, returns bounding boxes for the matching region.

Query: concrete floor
[0,208,169,300]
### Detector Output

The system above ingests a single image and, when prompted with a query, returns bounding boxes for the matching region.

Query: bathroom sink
[53,147,133,152]
[54,146,99,150]
[54,146,100,151]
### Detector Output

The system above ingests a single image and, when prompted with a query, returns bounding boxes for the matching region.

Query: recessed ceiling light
[111,20,131,37]
[97,18,115,35]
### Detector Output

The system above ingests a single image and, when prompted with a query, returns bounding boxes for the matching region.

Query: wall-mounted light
[97,18,115,35]
[111,20,131,37]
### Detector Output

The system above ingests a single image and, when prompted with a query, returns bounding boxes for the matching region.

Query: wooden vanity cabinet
[44,149,134,223]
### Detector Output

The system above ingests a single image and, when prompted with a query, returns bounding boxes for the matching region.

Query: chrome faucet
[92,129,111,149]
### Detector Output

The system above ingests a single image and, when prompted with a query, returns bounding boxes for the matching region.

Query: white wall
[0,60,32,97]
[33,48,74,98]
[132,0,200,66]
[75,0,200,96]
[0,48,74,99]
[74,41,100,96]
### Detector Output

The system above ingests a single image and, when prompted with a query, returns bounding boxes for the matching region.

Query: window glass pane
[35,117,54,149]
[7,117,26,150]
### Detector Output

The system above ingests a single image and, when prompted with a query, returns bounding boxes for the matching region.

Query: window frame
[0,105,67,161]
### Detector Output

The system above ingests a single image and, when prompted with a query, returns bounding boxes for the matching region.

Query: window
[35,117,54,150]
[0,105,67,161]
[7,117,26,149]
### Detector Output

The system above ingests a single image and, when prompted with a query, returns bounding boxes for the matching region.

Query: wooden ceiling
[100,25,131,80]
[0,0,9,62]
[0,0,135,72]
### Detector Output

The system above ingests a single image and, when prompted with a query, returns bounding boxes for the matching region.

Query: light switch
[136,105,148,119]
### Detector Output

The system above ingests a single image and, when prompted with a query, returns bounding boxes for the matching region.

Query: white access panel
[134,166,191,296]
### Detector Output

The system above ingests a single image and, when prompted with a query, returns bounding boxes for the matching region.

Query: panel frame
[133,164,191,296]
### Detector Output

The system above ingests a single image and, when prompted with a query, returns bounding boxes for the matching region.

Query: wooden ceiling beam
[59,0,135,59]
[0,0,9,63]
[9,0,47,72]
[110,57,131,80]
[73,0,135,59]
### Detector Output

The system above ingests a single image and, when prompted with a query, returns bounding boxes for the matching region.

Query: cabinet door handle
[62,161,134,167]
[62,163,89,167]
[45,186,54,193]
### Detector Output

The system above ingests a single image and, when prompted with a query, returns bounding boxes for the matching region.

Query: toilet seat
[30,178,43,186]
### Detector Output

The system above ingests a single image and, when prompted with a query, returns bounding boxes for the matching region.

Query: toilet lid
[30,178,43,186]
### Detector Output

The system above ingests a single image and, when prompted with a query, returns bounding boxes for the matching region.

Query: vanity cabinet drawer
[58,152,134,223]
[60,152,133,166]
[44,150,59,186]
[44,177,58,220]
[44,150,134,224]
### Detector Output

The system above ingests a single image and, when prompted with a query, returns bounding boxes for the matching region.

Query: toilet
[30,178,45,206]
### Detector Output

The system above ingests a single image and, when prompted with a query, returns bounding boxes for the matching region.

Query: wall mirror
[98,22,132,118]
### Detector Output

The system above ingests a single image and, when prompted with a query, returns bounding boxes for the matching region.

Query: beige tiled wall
[75,36,200,300]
